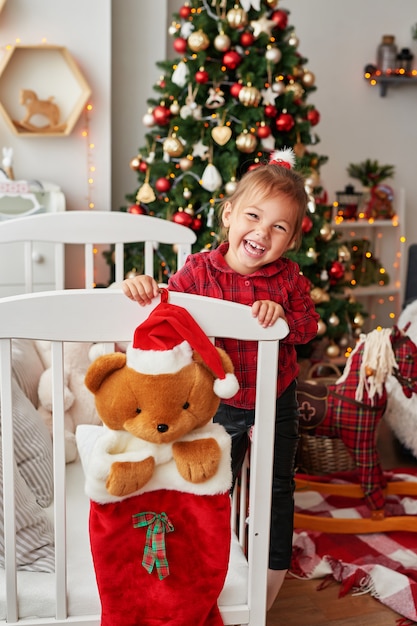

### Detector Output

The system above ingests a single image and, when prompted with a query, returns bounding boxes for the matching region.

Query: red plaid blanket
[291,470,417,623]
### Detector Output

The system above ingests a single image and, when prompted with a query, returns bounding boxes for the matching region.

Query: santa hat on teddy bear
[126,288,239,399]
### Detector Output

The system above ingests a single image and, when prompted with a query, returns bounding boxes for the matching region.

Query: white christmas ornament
[180,21,194,38]
[239,0,261,10]
[192,139,210,160]
[172,61,189,87]
[201,164,222,192]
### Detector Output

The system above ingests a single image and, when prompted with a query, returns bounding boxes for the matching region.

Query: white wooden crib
[0,289,288,626]
[0,210,197,292]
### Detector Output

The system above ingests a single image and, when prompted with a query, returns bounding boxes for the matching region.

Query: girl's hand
[251,300,286,328]
[121,275,159,305]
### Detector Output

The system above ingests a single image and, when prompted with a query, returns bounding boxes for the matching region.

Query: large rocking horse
[295,325,417,533]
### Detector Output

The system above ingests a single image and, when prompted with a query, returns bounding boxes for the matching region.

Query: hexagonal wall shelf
[0,44,92,137]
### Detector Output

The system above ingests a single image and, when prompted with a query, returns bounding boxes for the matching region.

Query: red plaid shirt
[168,243,319,409]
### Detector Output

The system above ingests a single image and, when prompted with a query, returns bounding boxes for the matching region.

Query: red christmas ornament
[179,4,191,19]
[240,31,255,47]
[222,50,242,70]
[230,82,243,98]
[152,105,171,126]
[271,10,288,29]
[191,216,204,232]
[155,177,172,193]
[301,215,313,233]
[195,68,209,84]
[329,260,345,282]
[138,162,148,173]
[127,204,147,215]
[172,211,193,228]
[264,103,278,118]
[307,109,321,126]
[257,123,272,139]
[275,112,295,132]
[173,37,188,54]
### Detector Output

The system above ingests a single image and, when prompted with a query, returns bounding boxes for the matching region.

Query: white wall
[0,0,111,286]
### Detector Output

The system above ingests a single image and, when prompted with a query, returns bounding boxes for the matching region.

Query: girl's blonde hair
[218,163,308,251]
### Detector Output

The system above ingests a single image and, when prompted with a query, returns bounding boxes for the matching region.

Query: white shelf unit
[0,182,66,296]
[333,188,405,332]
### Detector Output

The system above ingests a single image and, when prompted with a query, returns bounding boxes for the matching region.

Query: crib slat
[0,338,18,622]
[51,342,68,620]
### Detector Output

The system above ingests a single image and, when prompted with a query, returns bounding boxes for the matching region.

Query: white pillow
[0,379,55,571]
[11,338,45,408]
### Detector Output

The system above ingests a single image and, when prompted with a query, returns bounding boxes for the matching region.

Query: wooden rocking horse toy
[295,324,417,533]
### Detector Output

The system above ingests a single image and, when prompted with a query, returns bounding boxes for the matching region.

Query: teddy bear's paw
[106,457,155,497]
[172,438,221,483]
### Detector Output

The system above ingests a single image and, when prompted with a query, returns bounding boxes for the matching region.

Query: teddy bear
[35,340,101,463]
[82,289,239,626]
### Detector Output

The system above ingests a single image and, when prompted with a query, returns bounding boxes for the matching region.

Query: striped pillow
[0,380,55,571]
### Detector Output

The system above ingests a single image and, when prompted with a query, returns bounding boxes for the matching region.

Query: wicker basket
[297,432,356,474]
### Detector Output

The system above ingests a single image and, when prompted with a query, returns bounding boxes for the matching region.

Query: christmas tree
[109,0,367,359]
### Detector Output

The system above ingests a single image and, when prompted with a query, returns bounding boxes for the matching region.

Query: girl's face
[221,192,296,275]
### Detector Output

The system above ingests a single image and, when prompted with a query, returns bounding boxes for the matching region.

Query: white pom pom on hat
[269,147,296,169]
[126,288,239,399]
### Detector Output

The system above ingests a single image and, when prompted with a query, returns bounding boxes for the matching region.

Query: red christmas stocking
[89,489,231,626]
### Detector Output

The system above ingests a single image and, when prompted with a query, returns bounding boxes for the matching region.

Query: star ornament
[250,14,276,38]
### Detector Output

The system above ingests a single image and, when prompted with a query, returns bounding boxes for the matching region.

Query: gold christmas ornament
[163,134,184,157]
[129,156,141,170]
[238,84,262,107]
[328,313,340,327]
[180,156,193,171]
[226,5,248,29]
[310,287,330,304]
[306,247,318,261]
[214,32,231,52]
[136,182,156,204]
[302,70,316,88]
[188,29,210,52]
[266,0,279,7]
[326,343,341,358]
[353,313,365,327]
[236,130,258,153]
[319,222,335,242]
[286,81,304,99]
[211,125,232,146]
[317,319,327,336]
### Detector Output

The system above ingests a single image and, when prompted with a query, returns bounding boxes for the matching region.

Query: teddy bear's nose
[157,424,169,433]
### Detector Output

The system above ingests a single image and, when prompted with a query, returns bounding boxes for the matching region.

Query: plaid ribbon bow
[132,511,175,580]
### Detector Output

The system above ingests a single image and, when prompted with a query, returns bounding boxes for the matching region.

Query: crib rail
[0,289,287,625]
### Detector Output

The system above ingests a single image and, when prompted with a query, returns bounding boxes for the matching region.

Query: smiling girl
[122,148,319,611]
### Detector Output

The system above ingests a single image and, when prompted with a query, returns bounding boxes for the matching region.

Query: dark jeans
[214,381,299,570]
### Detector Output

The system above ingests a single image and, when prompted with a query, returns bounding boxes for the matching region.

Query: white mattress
[0,458,248,621]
